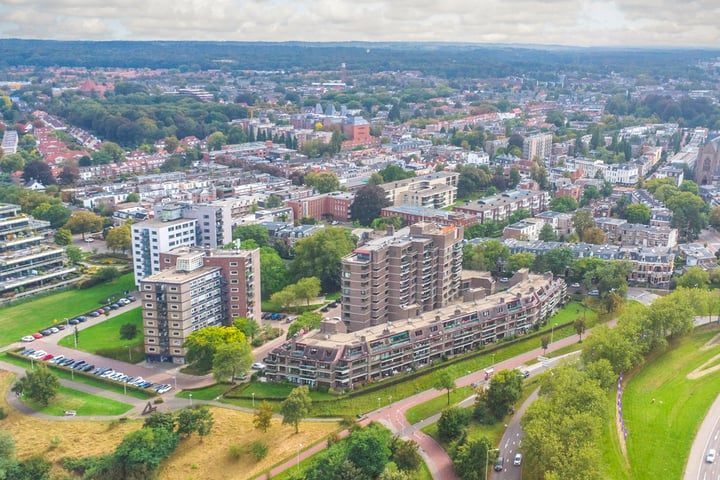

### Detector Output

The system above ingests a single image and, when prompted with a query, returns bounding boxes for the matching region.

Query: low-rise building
[265,269,564,389]
[453,189,550,224]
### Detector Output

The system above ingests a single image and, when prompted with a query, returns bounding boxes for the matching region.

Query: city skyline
[0,0,718,48]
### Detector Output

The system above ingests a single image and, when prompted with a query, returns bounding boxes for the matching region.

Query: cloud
[0,0,718,46]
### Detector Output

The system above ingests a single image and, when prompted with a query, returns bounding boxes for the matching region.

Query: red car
[96,309,105,315]
[41,354,53,361]
[32,333,43,339]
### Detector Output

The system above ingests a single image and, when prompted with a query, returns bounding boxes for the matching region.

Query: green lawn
[176,383,237,401]
[0,273,135,346]
[621,327,720,480]
[57,307,143,363]
[20,385,133,416]
[1,352,153,400]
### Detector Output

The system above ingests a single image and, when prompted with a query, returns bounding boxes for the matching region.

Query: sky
[0,0,719,47]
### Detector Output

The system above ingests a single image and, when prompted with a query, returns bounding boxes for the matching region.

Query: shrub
[228,444,243,461]
[250,441,269,461]
[49,436,62,449]
[153,397,164,404]
[0,407,6,420]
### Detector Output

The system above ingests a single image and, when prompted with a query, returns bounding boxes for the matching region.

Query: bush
[250,441,269,461]
[153,397,164,404]
[49,436,62,449]
[228,444,242,461]
[0,407,6,420]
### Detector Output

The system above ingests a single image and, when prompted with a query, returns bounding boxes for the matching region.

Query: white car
[21,335,35,342]
[30,350,47,359]
[513,453,522,466]
[251,362,267,370]
[707,449,716,463]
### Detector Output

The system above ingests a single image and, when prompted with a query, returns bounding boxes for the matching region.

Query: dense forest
[1,40,718,79]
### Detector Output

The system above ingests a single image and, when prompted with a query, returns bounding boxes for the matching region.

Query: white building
[131,218,197,286]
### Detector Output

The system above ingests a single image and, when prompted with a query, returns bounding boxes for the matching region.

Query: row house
[264,270,564,390]
[595,218,678,248]
[453,189,550,224]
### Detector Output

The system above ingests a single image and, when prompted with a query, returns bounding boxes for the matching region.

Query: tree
[207,131,227,151]
[112,426,179,479]
[538,223,558,241]
[289,227,355,292]
[125,192,140,203]
[64,211,104,239]
[350,184,390,226]
[346,424,392,477]
[390,438,422,472]
[625,203,651,224]
[259,247,289,299]
[143,412,176,432]
[11,364,60,407]
[541,334,550,353]
[710,206,720,229]
[293,277,321,306]
[379,165,415,183]
[183,326,246,372]
[666,191,707,240]
[507,252,535,273]
[486,369,523,419]
[233,317,260,341]
[574,318,587,342]
[572,211,594,242]
[582,226,607,245]
[437,406,470,442]
[286,311,322,338]
[32,202,71,228]
[175,405,214,439]
[534,247,574,276]
[281,385,312,433]
[65,245,83,264]
[22,160,56,186]
[452,437,493,480]
[164,136,179,154]
[435,370,455,405]
[0,153,24,173]
[676,266,710,289]
[105,225,132,253]
[119,323,138,340]
[212,342,253,383]
[253,401,274,433]
[305,172,340,193]
[470,240,510,272]
[271,287,297,312]
[54,228,72,246]
[232,225,269,246]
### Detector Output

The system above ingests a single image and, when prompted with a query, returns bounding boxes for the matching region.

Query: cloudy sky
[0,0,718,47]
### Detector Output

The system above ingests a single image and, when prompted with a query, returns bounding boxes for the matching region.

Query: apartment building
[502,219,544,241]
[499,238,675,288]
[131,218,197,286]
[154,202,233,249]
[381,205,478,227]
[1,130,18,155]
[533,211,574,238]
[381,172,459,209]
[264,270,565,389]
[285,191,354,222]
[595,218,678,248]
[340,222,464,332]
[140,247,261,364]
[453,189,550,224]
[523,133,553,161]
[0,203,75,297]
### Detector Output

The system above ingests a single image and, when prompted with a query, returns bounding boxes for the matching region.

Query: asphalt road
[686,395,720,480]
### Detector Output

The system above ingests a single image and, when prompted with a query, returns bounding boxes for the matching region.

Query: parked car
[88,312,100,318]
[571,282,581,288]
[513,453,523,466]
[68,318,80,325]
[251,362,267,370]
[41,354,54,361]
[499,277,509,283]
[32,333,43,339]
[40,329,52,336]
[588,289,600,296]
[56,324,66,330]
[49,327,59,334]
[21,335,35,342]
[76,316,87,322]
[50,355,65,364]
[19,348,35,356]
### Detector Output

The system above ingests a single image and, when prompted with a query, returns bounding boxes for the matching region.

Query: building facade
[341,222,464,332]
[140,247,261,364]
[285,192,354,222]
[265,270,565,389]
[0,203,75,297]
[453,189,550,224]
[131,218,197,286]
[381,172,459,209]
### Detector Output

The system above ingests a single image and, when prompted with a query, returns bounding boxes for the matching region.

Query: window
[144,294,152,299]
[171,314,179,319]
[148,338,156,343]
[231,279,238,284]
[146,321,154,327]
[230,271,238,276]
[170,287,177,292]
[173,349,181,354]
[145,303,153,308]
[173,340,181,345]
[173,331,180,336]
[147,330,155,335]
[231,288,239,292]
[170,296,178,300]
[149,347,156,352]
[172,323,179,328]
[146,312,153,317]
[230,262,238,267]
[164,258,171,263]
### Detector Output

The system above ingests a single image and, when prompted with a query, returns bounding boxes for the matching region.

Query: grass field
[57,307,143,363]
[622,327,720,480]
[19,385,133,416]
[0,273,135,346]
[1,352,153,400]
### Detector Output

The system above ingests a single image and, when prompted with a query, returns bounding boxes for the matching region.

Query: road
[685,393,720,480]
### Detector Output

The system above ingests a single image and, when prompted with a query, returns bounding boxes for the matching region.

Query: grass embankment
[57,307,143,363]
[19,385,133,416]
[0,273,135,346]
[621,327,720,480]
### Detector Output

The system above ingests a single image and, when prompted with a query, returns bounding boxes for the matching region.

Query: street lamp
[378,397,381,409]
[127,345,132,362]
[486,448,500,475]
[252,392,255,408]
[189,393,193,406]
[297,443,302,472]
[550,323,555,344]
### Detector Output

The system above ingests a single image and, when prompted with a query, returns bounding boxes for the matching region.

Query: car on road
[588,289,600,296]
[522,370,530,379]
[513,453,523,466]
[251,362,266,370]
[499,277,509,283]
[84,237,94,243]
[494,456,504,471]
[21,335,35,342]
[707,448,716,463]
[571,282,581,288]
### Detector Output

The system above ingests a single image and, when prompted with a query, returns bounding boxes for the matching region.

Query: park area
[0,273,135,347]
[57,308,143,363]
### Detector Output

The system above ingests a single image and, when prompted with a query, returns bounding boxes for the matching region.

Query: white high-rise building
[131,218,197,286]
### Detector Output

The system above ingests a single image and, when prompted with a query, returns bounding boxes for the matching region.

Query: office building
[340,222,464,332]
[141,247,261,364]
